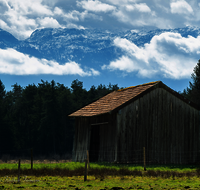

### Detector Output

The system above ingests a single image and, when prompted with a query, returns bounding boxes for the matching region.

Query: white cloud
[0,19,9,29]
[134,3,151,13]
[54,7,63,15]
[0,48,100,76]
[125,5,134,11]
[0,0,56,39]
[103,55,157,77]
[125,3,151,12]
[59,9,102,23]
[77,0,116,12]
[38,17,61,28]
[112,8,154,28]
[170,0,193,15]
[112,10,130,24]
[111,2,156,28]
[5,0,53,16]
[104,56,135,72]
[105,0,139,5]
[62,10,80,21]
[103,33,200,79]
[65,23,86,30]
[0,0,199,41]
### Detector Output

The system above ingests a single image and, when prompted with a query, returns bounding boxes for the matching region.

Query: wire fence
[0,148,72,163]
[1,147,200,167]
[73,148,200,166]
[0,147,200,184]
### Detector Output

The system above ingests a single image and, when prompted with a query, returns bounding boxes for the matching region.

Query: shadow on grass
[0,166,199,178]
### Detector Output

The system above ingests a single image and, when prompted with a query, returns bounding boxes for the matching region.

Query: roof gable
[69,81,160,117]
[69,81,199,117]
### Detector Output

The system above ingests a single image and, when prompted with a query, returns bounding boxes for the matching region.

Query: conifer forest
[0,78,119,158]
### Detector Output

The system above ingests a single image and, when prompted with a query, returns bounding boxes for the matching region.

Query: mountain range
[1,26,200,70]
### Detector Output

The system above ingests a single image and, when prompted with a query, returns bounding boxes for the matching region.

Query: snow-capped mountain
[0,29,19,49]
[0,26,200,69]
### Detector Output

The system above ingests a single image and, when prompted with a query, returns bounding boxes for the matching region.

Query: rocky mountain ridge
[0,26,200,68]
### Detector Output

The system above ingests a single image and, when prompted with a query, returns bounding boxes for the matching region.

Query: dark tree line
[182,59,200,107]
[0,79,119,157]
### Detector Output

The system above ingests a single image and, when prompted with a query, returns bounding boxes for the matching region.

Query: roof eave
[68,81,200,118]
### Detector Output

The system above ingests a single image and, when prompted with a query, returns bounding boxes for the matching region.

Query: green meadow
[1,175,200,189]
[0,161,197,172]
[0,162,200,189]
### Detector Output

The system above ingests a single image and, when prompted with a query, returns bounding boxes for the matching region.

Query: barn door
[89,125,100,162]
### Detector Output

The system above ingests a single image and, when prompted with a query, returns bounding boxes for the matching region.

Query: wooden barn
[69,81,200,164]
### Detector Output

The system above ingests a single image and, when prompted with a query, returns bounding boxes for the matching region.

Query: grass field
[0,160,197,172]
[1,175,200,189]
[0,161,200,189]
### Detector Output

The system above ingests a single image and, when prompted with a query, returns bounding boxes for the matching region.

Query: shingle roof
[69,81,160,117]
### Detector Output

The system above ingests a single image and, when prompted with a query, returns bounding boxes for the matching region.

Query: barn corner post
[31,148,33,170]
[143,147,146,171]
[87,150,90,170]
[84,159,88,181]
[18,159,21,183]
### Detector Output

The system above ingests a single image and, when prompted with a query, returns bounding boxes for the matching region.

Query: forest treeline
[0,79,119,157]
[182,59,200,107]
[0,59,200,158]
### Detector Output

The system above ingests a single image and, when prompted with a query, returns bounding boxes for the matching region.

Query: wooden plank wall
[89,114,116,162]
[72,117,90,162]
[98,118,116,162]
[116,88,200,164]
[72,114,117,162]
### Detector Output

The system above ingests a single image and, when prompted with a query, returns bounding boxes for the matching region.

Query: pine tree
[188,59,200,106]
[0,80,5,99]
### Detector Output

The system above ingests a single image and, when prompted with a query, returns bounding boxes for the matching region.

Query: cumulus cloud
[77,0,116,12]
[54,7,63,15]
[111,2,159,29]
[0,0,88,39]
[0,0,54,39]
[170,0,193,15]
[62,10,80,21]
[125,3,151,12]
[38,17,61,28]
[5,0,53,16]
[105,0,139,5]
[102,33,200,79]
[0,19,9,29]
[0,0,199,40]
[0,48,100,76]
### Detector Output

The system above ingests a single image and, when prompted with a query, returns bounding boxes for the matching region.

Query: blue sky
[0,0,200,92]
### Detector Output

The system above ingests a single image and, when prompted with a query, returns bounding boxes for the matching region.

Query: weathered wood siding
[98,119,116,162]
[72,117,90,162]
[116,87,200,164]
[72,114,117,162]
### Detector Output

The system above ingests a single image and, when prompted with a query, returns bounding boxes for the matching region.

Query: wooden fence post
[84,159,88,181]
[143,147,146,171]
[31,149,33,170]
[87,150,90,170]
[18,159,21,183]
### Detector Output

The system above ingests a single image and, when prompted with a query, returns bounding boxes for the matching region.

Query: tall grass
[0,161,198,171]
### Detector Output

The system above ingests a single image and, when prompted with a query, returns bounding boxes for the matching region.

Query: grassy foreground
[1,175,200,189]
[0,162,200,189]
[0,161,197,172]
